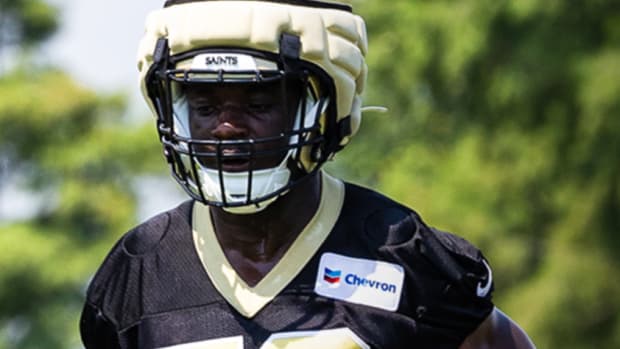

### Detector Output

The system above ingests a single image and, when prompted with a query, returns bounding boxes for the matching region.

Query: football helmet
[137,0,368,213]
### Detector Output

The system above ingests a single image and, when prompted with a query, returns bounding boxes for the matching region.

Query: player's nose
[211,107,249,139]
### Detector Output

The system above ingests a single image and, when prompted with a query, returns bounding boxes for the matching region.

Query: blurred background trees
[0,0,162,348]
[1,0,619,348]
[334,0,620,348]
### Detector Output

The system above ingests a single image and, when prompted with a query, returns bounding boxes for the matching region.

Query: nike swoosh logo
[476,259,493,298]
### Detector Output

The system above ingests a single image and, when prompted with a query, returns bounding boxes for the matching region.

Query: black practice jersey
[81,176,494,349]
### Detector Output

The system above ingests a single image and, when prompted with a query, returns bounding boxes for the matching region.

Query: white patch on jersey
[314,253,405,312]
[157,336,243,349]
[476,259,493,298]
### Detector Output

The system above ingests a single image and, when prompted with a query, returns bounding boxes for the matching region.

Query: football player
[80,1,535,348]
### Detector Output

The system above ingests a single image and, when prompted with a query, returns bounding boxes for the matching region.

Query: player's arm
[459,307,535,349]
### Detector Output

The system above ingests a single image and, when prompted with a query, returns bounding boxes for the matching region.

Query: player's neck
[208,172,322,285]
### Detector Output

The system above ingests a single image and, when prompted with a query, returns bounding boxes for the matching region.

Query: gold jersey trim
[192,172,344,317]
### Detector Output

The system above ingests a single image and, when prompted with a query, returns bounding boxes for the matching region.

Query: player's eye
[194,105,218,117]
[247,102,273,114]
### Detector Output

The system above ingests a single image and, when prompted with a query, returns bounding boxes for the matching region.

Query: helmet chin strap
[223,195,279,215]
[197,153,292,214]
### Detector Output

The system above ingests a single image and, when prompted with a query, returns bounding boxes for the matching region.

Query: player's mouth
[216,148,252,172]
[197,144,287,172]
[219,158,251,172]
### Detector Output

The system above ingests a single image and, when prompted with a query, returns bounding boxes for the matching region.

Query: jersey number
[158,328,369,349]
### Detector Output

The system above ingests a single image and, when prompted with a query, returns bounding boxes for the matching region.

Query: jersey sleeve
[80,301,121,349]
[79,233,142,349]
[79,236,134,348]
[357,193,495,345]
[408,221,495,344]
[79,202,188,349]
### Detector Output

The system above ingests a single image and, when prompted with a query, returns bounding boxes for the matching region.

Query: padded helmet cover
[137,0,368,140]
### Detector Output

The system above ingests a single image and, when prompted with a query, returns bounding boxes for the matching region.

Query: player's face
[186,81,298,172]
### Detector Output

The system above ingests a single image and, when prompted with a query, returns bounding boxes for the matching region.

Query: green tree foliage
[0,1,163,348]
[331,0,620,347]
[0,0,57,51]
